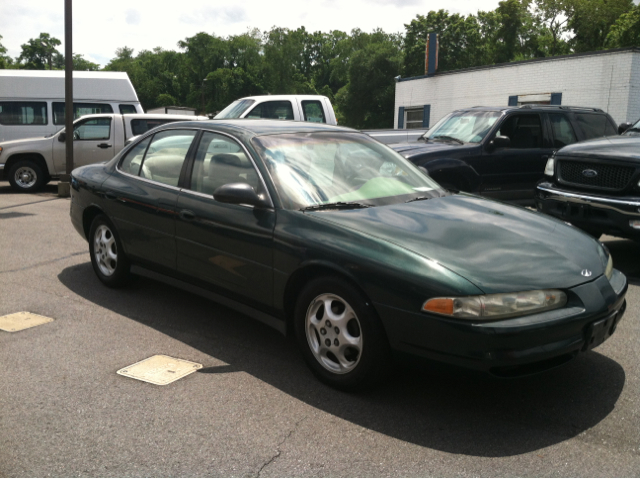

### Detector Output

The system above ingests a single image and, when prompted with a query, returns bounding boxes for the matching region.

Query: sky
[1,0,502,67]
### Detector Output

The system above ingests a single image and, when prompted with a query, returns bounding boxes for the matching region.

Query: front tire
[8,159,46,192]
[294,277,391,391]
[89,215,132,288]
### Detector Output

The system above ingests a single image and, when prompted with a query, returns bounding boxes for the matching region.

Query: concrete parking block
[0,312,54,332]
[117,354,203,385]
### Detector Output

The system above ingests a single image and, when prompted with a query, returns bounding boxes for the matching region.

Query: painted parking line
[0,312,54,332]
[117,355,203,385]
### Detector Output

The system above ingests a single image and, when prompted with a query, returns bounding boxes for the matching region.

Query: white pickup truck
[0,112,207,192]
[214,94,425,145]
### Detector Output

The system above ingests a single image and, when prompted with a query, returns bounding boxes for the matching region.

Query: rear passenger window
[302,101,326,123]
[497,114,543,148]
[576,114,615,140]
[189,132,260,196]
[246,101,294,120]
[549,113,577,148]
[0,101,47,125]
[138,130,197,187]
[53,102,114,125]
[119,136,152,176]
[119,104,137,114]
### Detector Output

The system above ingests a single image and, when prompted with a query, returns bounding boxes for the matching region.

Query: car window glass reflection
[138,130,197,187]
[119,136,152,176]
[189,132,260,195]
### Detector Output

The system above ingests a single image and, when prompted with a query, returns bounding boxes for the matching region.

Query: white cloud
[125,9,142,26]
[180,6,248,25]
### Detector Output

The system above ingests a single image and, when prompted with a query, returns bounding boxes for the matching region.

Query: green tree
[17,32,62,69]
[335,31,403,128]
[567,0,633,52]
[0,35,14,68]
[534,0,571,55]
[72,54,100,71]
[605,3,640,47]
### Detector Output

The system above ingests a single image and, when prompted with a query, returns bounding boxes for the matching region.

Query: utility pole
[58,0,73,197]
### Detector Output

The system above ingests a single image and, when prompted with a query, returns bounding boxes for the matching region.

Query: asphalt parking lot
[1,182,639,477]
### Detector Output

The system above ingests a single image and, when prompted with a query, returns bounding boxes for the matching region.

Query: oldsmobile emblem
[581,269,592,277]
[582,169,598,178]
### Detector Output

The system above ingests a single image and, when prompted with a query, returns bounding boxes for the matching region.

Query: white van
[0,70,144,142]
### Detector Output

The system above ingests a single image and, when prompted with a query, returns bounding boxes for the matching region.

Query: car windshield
[252,132,444,210]
[423,110,502,143]
[214,99,256,119]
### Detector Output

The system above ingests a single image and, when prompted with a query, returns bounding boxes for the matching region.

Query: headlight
[422,289,567,320]
[544,157,555,176]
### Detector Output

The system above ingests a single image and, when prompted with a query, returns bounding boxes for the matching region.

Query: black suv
[537,120,640,240]
[393,105,618,203]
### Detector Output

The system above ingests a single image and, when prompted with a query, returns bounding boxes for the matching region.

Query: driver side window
[496,114,543,148]
[189,132,260,196]
[73,117,111,140]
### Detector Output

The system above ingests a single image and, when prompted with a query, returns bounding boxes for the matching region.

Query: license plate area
[583,309,623,351]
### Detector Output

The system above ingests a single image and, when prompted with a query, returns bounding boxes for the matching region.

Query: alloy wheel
[305,293,363,374]
[93,224,118,277]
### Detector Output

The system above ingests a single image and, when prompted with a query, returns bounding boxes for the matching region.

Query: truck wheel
[294,277,391,391]
[8,159,46,193]
[89,215,132,288]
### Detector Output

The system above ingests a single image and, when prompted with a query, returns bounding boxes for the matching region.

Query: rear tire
[8,159,46,193]
[89,215,132,288]
[294,276,392,391]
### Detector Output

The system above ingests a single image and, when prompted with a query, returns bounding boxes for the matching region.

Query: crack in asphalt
[0,197,63,211]
[256,416,307,477]
[0,251,87,274]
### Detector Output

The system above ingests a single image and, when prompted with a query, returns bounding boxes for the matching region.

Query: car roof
[160,118,357,139]
[456,105,605,113]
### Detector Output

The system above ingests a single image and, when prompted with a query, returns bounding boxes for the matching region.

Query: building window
[405,108,424,129]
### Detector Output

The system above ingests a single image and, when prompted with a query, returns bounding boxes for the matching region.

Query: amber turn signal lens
[423,298,454,315]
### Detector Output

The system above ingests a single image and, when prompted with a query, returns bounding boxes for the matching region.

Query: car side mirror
[489,135,510,149]
[213,182,266,207]
[618,122,633,134]
[58,132,66,142]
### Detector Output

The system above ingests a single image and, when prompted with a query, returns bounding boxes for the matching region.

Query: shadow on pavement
[58,262,625,458]
[0,181,59,197]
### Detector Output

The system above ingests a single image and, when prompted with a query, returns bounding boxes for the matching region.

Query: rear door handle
[179,209,196,221]
[97,143,112,149]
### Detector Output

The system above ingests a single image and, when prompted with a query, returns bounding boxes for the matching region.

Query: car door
[479,113,554,201]
[175,131,276,307]
[101,128,199,271]
[52,116,116,173]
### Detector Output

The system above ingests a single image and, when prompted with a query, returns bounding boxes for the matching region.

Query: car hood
[557,136,640,162]
[391,141,470,157]
[310,194,604,294]
[0,135,53,148]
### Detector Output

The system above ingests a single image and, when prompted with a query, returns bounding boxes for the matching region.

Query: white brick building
[394,47,640,129]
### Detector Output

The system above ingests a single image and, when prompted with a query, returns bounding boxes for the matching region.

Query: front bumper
[536,181,640,238]
[375,272,627,377]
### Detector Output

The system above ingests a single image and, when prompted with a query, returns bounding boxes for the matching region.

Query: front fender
[418,158,481,192]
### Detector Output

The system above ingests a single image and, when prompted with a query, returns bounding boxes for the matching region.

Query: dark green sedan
[69,120,627,390]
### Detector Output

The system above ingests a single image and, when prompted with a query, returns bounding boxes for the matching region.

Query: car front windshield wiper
[405,196,433,203]
[301,201,373,212]
[431,135,464,144]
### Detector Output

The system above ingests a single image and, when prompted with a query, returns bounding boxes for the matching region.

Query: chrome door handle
[97,143,112,149]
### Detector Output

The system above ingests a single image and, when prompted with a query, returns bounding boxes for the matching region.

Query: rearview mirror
[213,182,266,207]
[490,136,510,149]
[618,122,633,134]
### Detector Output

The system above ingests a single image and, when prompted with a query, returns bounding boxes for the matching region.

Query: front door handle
[97,143,112,149]
[179,209,196,221]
